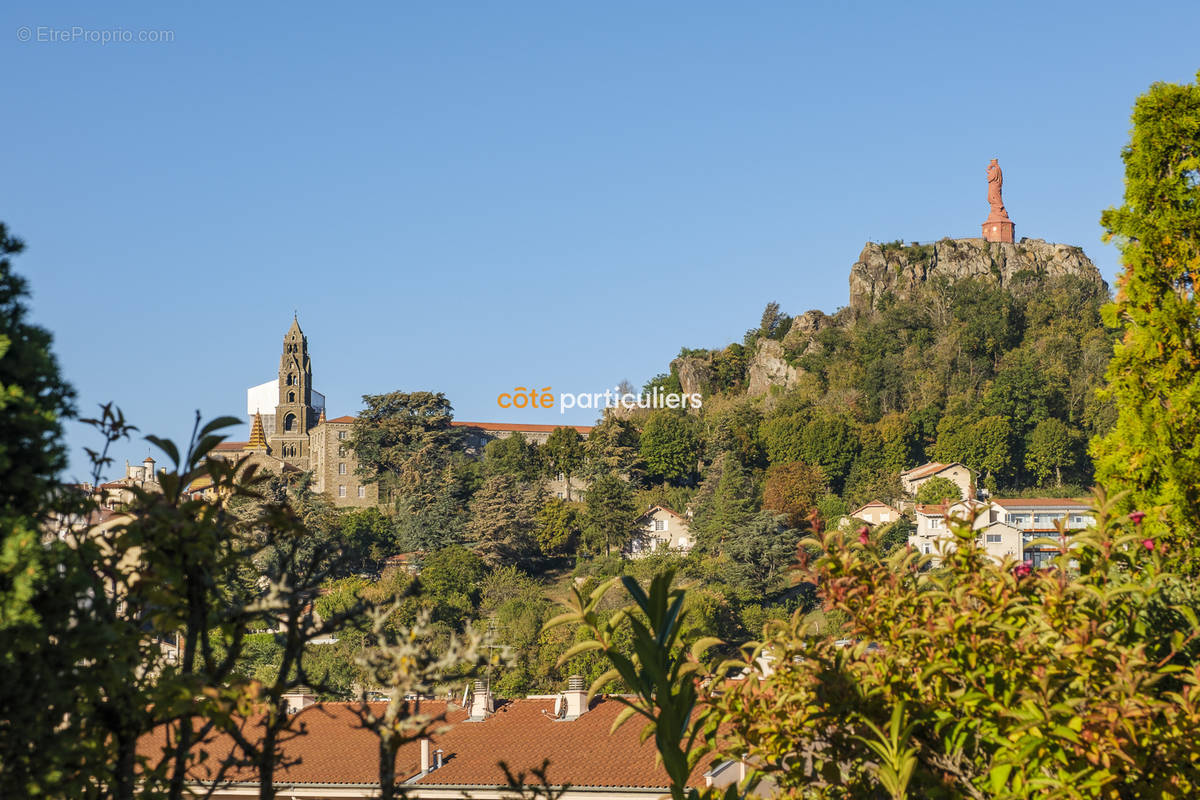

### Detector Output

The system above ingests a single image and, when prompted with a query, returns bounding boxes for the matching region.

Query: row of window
[1005,512,1093,527]
[337,485,367,498]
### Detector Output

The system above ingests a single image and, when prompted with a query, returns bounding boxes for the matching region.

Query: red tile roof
[635,505,688,525]
[452,421,594,435]
[313,417,594,435]
[990,498,1091,509]
[849,501,900,516]
[900,462,966,481]
[913,504,947,516]
[138,697,714,789]
[213,441,248,451]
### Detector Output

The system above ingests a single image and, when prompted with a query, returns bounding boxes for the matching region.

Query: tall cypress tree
[1092,72,1200,567]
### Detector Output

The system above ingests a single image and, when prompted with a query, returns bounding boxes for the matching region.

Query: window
[338,485,346,498]
[922,543,932,554]
[288,391,295,403]
[283,413,296,432]
[986,533,1002,544]
[287,374,294,386]
[338,463,347,475]
[338,446,347,457]
[337,431,347,440]
[929,518,942,529]
[357,486,366,498]
[556,492,563,499]
[653,519,667,531]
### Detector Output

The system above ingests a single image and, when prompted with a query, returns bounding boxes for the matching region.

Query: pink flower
[857,526,870,545]
[1014,561,1033,579]
[1130,511,1146,525]
[1142,539,1154,551]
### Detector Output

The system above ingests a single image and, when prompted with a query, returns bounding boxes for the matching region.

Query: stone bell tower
[271,316,317,469]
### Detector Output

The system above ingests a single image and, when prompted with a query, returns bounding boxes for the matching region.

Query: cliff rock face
[747,339,800,397]
[672,355,713,399]
[848,238,1105,314]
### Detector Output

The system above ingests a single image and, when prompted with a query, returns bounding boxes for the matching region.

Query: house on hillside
[849,501,902,527]
[629,506,693,557]
[910,498,1093,567]
[899,461,973,501]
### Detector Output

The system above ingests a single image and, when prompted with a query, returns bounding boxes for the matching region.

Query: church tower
[271,316,318,469]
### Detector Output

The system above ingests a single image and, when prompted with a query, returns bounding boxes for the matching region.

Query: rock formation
[848,238,1105,314]
[747,339,801,396]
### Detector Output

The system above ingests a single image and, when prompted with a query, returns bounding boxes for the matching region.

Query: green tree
[1092,72,1200,566]
[913,475,962,505]
[723,512,800,595]
[584,415,643,481]
[583,474,638,556]
[689,454,757,548]
[349,390,463,509]
[542,426,586,500]
[418,545,486,627]
[482,432,541,482]
[466,474,546,568]
[1025,417,1076,487]
[534,496,580,556]
[760,411,806,466]
[639,409,700,486]
[0,222,75,524]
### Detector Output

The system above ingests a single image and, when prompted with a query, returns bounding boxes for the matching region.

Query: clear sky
[5,1,1198,480]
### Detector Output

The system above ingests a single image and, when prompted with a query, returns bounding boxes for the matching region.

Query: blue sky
[4,1,1198,480]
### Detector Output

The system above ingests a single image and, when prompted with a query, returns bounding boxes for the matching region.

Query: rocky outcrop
[747,339,800,397]
[848,238,1106,314]
[671,355,713,399]
[781,309,831,356]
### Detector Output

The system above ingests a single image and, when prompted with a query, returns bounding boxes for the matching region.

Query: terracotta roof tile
[990,498,1091,509]
[452,421,594,435]
[635,505,688,525]
[138,698,713,790]
[313,418,594,435]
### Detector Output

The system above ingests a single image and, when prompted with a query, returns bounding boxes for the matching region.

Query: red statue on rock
[982,158,1015,243]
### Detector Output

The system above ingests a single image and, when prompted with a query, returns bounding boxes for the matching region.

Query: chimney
[468,677,493,721]
[562,675,589,720]
[420,738,432,774]
[434,749,444,770]
[281,686,318,714]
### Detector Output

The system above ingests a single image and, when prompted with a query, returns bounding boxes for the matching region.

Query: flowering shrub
[712,492,1200,798]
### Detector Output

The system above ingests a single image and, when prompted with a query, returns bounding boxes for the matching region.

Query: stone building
[212,320,589,509]
[209,318,377,508]
[629,505,694,557]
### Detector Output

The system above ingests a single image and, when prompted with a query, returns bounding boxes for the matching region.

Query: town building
[93,456,161,509]
[848,501,902,527]
[629,506,693,557]
[209,320,592,508]
[910,498,1093,567]
[899,461,974,501]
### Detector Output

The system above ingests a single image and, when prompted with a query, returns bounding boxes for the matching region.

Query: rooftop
[137,697,713,789]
